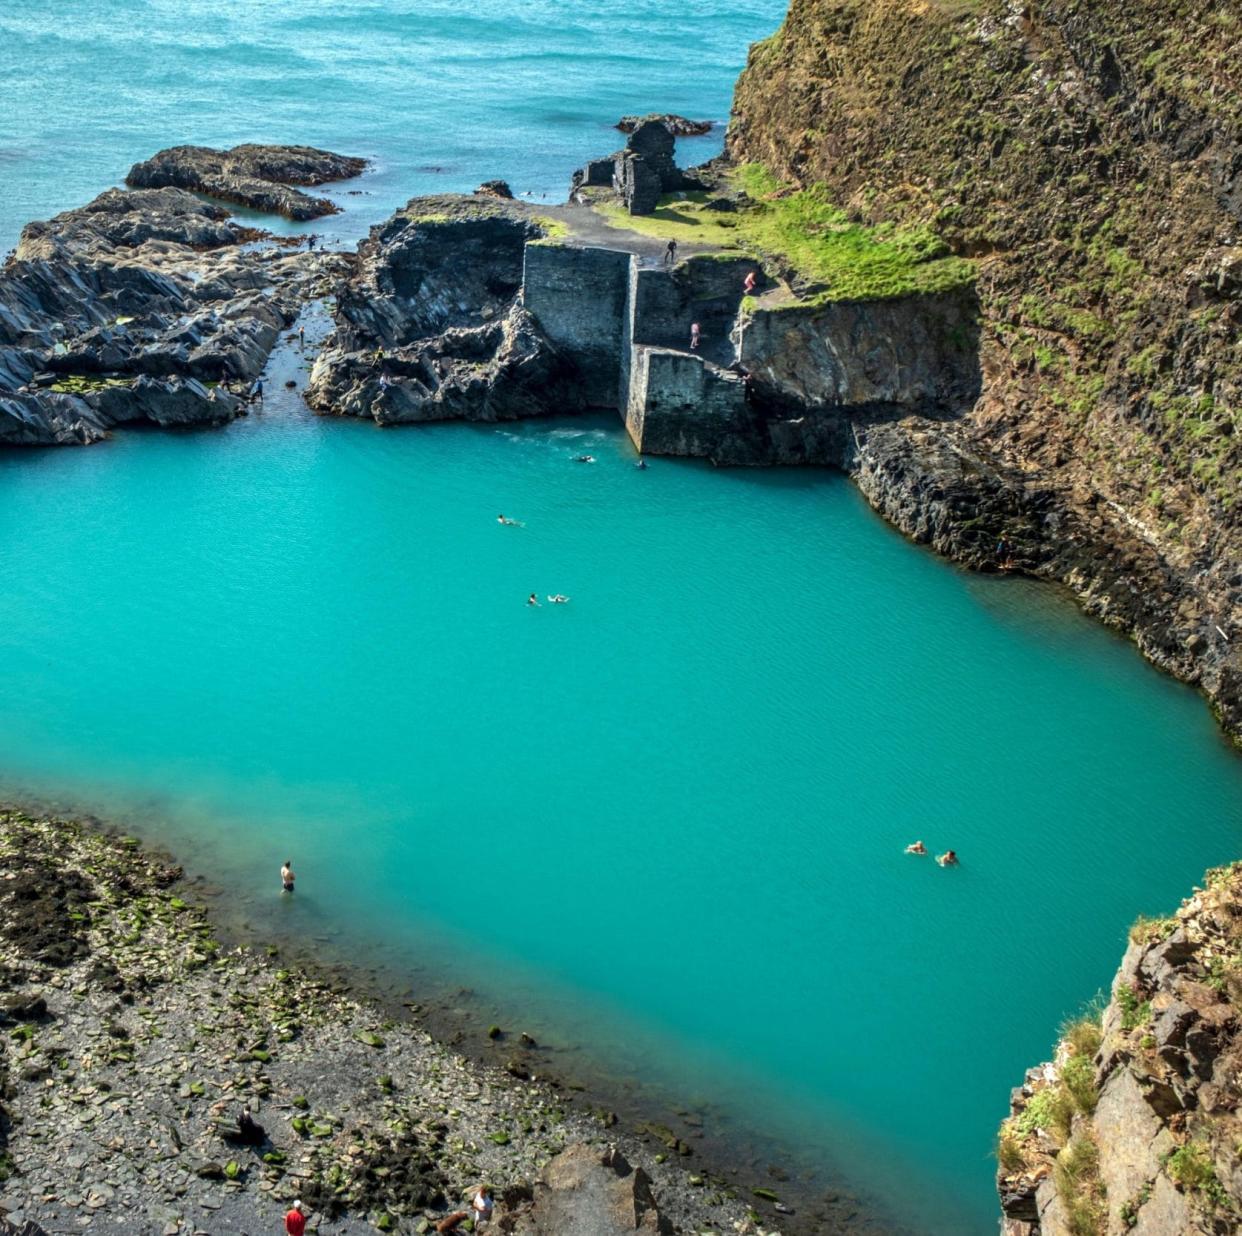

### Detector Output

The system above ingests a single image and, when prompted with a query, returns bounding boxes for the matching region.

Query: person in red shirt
[285,1200,307,1236]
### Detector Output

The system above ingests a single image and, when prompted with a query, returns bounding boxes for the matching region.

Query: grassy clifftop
[728,0,1240,549]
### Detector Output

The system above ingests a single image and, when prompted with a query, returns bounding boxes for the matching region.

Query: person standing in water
[281,859,295,893]
[297,324,305,348]
[690,322,701,350]
[250,378,264,404]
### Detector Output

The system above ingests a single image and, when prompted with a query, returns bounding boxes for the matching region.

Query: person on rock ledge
[472,1184,494,1229]
[285,1199,307,1236]
[690,321,701,350]
[664,238,677,266]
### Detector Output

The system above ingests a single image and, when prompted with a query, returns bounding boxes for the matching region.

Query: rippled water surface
[2,4,1241,1233]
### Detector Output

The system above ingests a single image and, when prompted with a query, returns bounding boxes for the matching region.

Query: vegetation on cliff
[594,163,973,303]
[998,863,1242,1234]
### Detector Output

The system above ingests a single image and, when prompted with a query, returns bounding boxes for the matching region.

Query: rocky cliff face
[727,0,1241,740]
[305,196,584,425]
[998,863,1242,1235]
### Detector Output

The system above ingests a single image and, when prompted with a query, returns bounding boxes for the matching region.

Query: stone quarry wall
[521,240,977,468]
[521,242,630,407]
[630,255,755,355]
[626,346,748,457]
[735,290,981,412]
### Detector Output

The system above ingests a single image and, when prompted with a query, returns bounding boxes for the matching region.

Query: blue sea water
[0,0,779,254]
[1,4,1241,1233]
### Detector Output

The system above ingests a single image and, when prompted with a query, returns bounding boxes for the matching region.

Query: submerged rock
[126,143,367,220]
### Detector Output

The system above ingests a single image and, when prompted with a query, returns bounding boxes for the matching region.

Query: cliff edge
[727,0,1241,739]
[998,864,1242,1234]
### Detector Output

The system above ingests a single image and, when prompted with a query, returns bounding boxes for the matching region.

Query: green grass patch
[593,196,745,250]
[1055,1135,1105,1236]
[592,163,974,304]
[1166,1140,1216,1191]
[1129,914,1176,946]
[1117,983,1152,1032]
[1014,1084,1075,1141]
[530,214,568,239]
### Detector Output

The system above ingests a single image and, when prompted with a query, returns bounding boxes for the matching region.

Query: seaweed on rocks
[300,1126,449,1219]
[0,843,94,967]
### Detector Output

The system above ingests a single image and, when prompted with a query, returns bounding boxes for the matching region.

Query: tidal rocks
[126,143,367,220]
[475,179,515,199]
[616,114,713,137]
[0,173,350,446]
[306,196,583,425]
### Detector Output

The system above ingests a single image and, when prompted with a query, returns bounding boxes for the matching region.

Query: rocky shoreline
[0,807,895,1236]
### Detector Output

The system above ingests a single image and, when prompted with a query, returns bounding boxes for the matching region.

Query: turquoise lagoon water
[1,396,1241,1232]
[2,2,1242,1232]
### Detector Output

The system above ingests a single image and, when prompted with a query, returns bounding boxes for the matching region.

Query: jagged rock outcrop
[126,143,367,220]
[306,196,583,425]
[0,176,350,445]
[998,863,1242,1235]
[726,0,1242,741]
[616,114,713,138]
[495,1144,672,1235]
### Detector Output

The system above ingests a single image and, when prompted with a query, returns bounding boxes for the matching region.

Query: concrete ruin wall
[629,255,755,354]
[522,242,631,407]
[625,345,748,457]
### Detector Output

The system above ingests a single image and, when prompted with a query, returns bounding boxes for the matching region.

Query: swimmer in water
[547,594,570,604]
[527,593,540,607]
[635,458,648,470]
[936,850,959,867]
[497,514,524,526]
[575,454,596,464]
[905,840,927,855]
